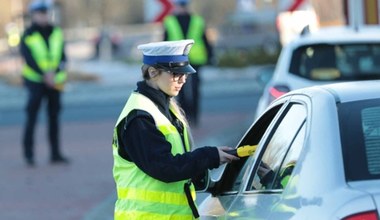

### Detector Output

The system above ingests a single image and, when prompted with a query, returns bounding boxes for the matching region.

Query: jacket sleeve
[120,111,220,183]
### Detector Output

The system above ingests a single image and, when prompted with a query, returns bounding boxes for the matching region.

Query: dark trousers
[23,80,62,160]
[177,65,201,126]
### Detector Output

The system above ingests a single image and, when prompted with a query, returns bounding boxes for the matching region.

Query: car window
[249,103,306,191]
[289,43,380,81]
[227,104,284,192]
[339,98,380,181]
[362,106,380,175]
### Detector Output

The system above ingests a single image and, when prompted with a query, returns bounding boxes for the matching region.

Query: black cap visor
[156,61,196,74]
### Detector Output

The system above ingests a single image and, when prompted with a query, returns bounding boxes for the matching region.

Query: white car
[255,26,380,118]
[198,80,380,220]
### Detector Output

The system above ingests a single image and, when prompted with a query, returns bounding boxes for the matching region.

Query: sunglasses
[158,69,188,82]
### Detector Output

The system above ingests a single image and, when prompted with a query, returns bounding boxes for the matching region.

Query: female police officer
[112,39,238,219]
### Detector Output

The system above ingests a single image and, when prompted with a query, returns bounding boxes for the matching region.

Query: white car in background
[198,80,380,219]
[255,26,380,118]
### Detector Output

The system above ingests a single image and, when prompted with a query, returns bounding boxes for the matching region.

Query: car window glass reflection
[272,124,305,189]
[250,104,306,191]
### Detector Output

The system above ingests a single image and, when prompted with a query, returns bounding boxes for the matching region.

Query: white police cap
[28,0,51,13]
[137,39,196,74]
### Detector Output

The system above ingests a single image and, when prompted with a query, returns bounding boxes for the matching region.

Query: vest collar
[136,81,172,120]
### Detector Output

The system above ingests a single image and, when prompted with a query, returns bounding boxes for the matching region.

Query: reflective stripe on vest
[112,92,195,220]
[164,15,208,65]
[22,27,66,83]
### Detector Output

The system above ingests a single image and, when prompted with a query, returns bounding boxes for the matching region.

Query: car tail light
[342,210,379,220]
[268,85,290,104]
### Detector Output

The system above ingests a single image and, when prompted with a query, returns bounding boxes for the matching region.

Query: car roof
[288,80,380,103]
[288,26,380,47]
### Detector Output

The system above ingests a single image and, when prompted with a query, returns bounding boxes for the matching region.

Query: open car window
[216,103,285,194]
[230,104,286,192]
[248,103,306,191]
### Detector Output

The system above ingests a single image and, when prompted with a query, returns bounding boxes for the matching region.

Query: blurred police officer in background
[20,0,68,166]
[112,40,237,219]
[163,0,214,127]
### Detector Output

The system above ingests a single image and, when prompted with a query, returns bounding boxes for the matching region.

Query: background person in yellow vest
[163,0,214,127]
[112,40,238,219]
[19,0,68,166]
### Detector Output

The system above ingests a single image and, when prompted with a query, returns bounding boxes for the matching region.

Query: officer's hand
[43,71,55,88]
[217,146,239,165]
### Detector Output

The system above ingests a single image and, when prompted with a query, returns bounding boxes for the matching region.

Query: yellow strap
[22,65,43,82]
[164,15,184,40]
[49,28,64,68]
[157,124,178,136]
[187,15,204,40]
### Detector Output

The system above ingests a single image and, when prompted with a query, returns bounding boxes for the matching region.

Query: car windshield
[289,43,380,81]
[339,98,380,181]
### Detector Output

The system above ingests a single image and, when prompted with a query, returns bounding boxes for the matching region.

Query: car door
[198,101,287,219]
[226,99,307,219]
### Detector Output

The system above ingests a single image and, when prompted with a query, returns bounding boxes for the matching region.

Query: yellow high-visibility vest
[112,92,196,220]
[164,15,208,65]
[22,27,66,84]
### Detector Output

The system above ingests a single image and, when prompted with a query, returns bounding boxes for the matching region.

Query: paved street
[0,60,265,220]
